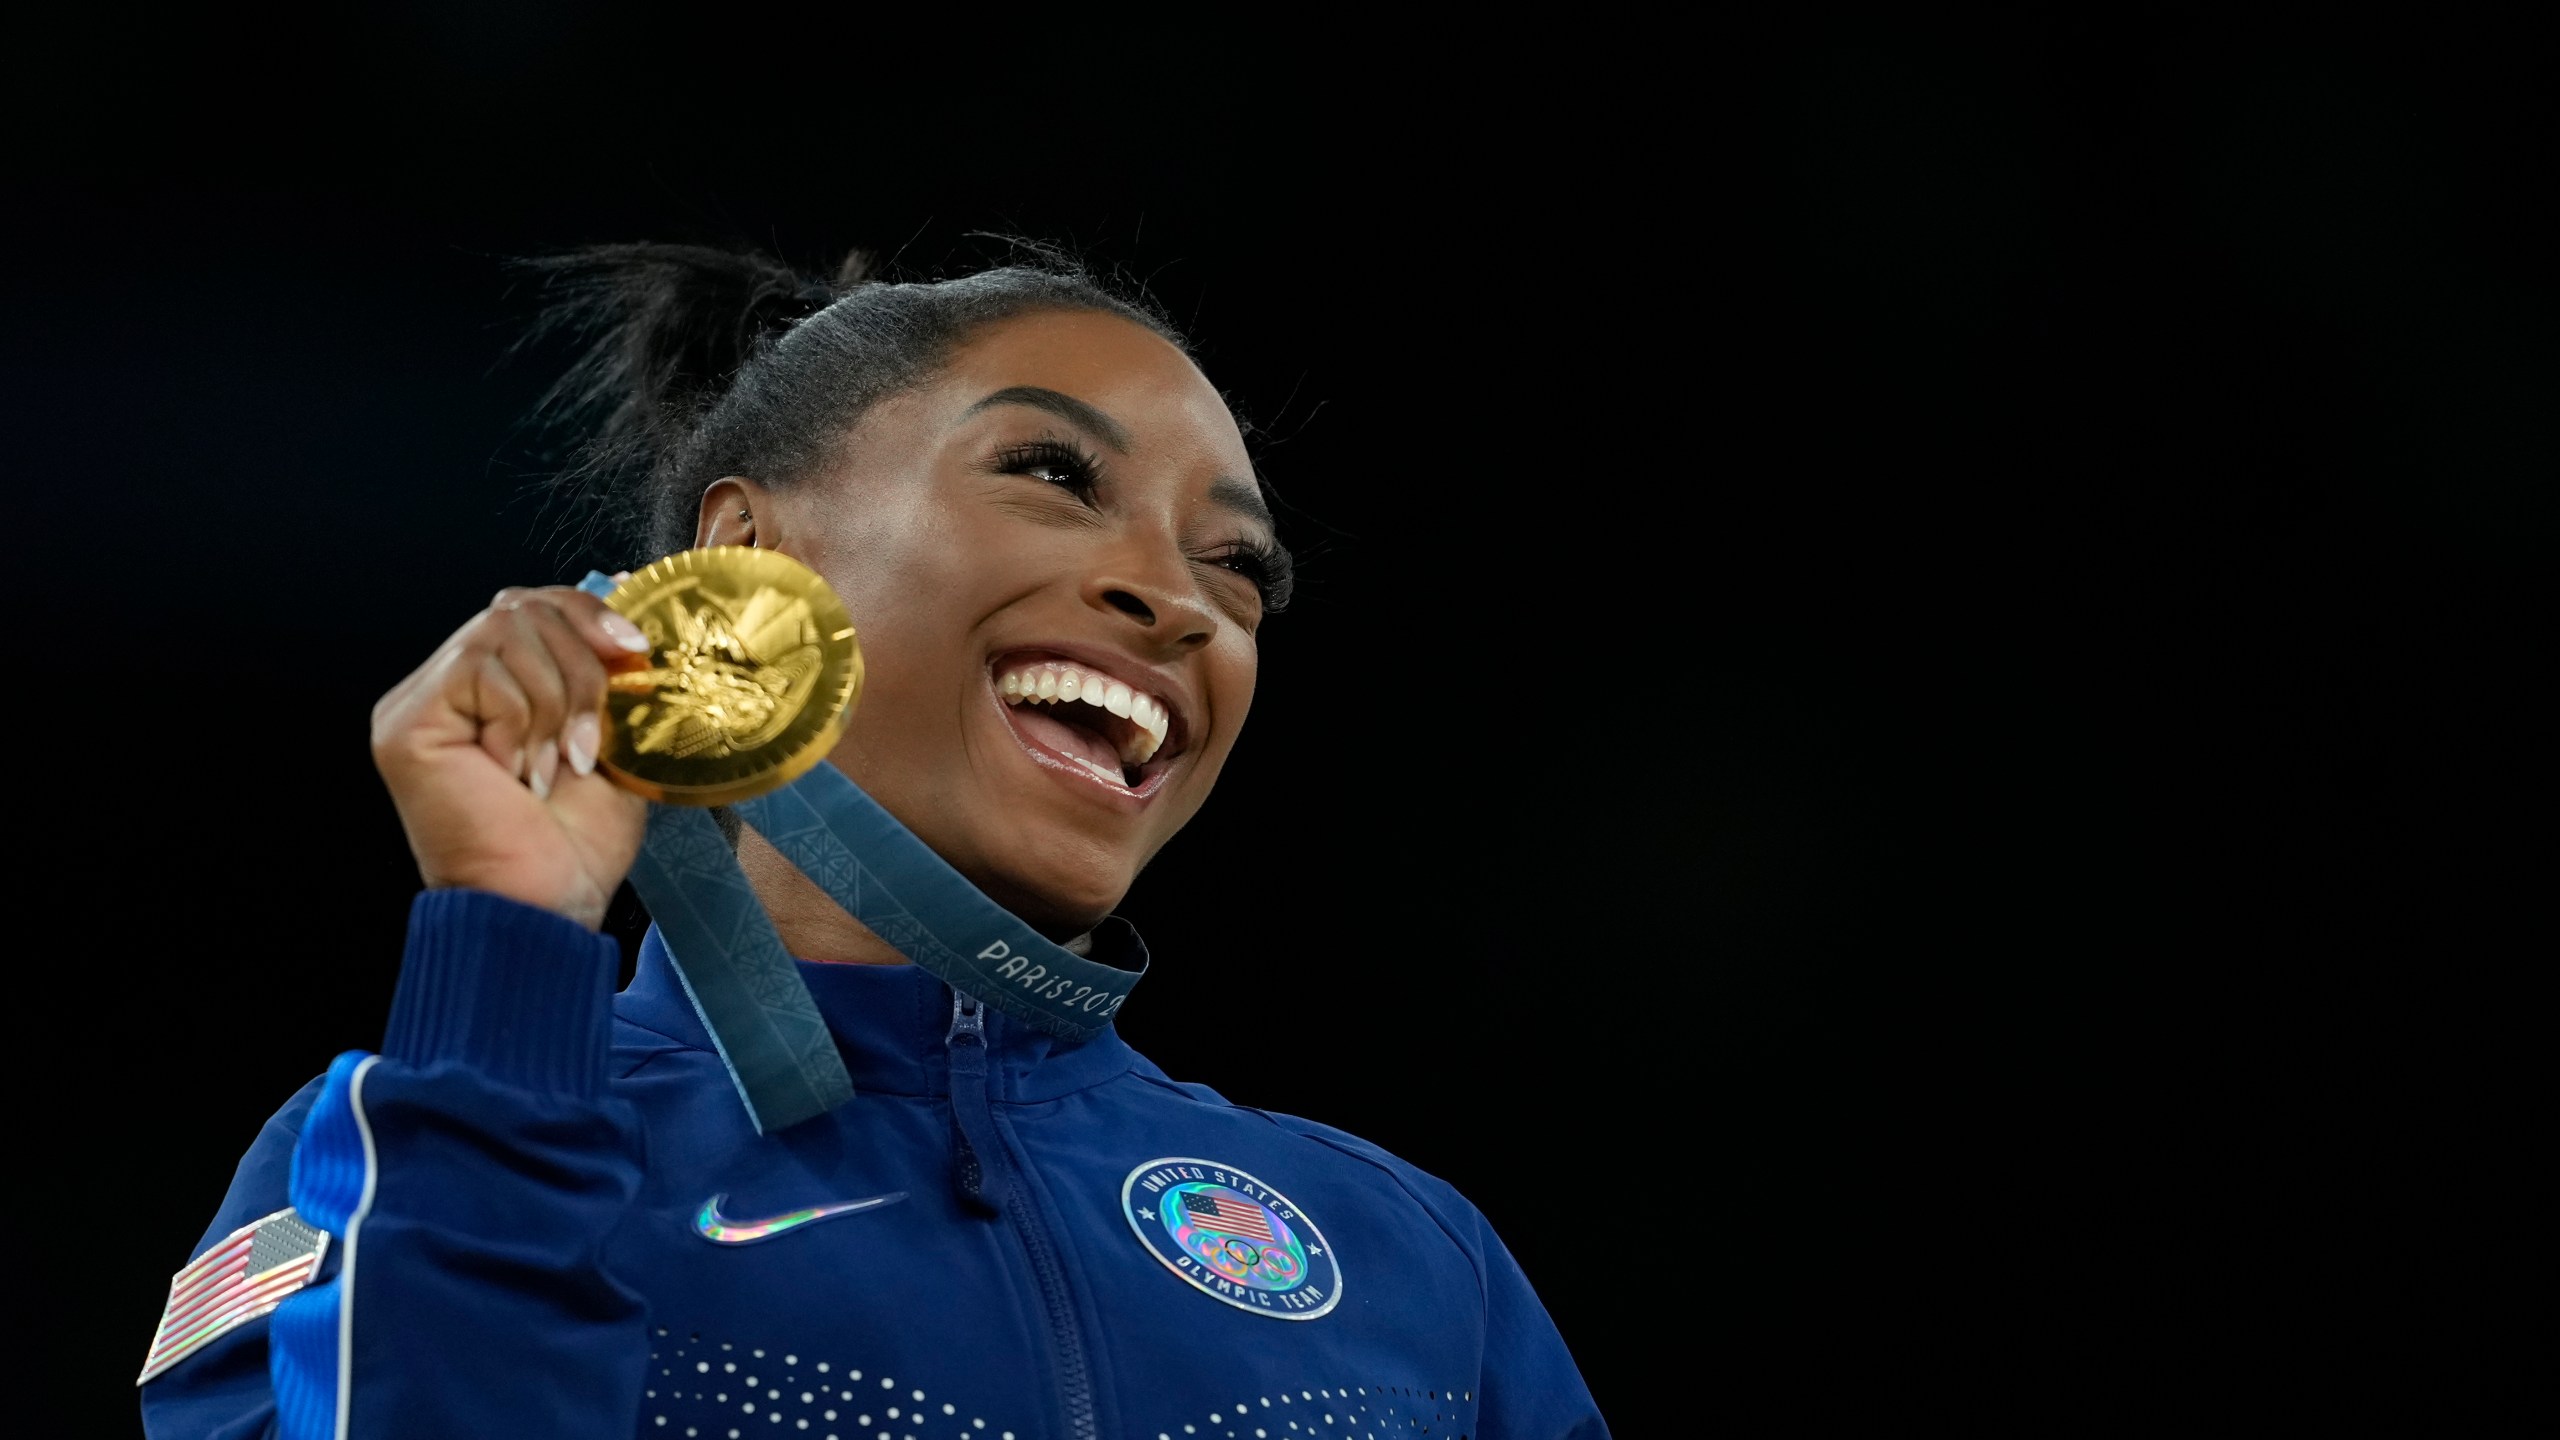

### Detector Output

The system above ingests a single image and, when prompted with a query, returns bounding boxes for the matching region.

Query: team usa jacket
[141,890,1608,1439]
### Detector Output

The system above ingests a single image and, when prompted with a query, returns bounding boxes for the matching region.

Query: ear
[694,476,776,551]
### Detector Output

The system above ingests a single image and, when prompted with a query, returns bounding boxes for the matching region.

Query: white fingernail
[566,714,599,777]
[599,612,651,652]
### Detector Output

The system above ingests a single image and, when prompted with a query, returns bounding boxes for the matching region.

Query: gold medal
[598,546,862,806]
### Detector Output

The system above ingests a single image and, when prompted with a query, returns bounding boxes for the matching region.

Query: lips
[989,652,1188,794]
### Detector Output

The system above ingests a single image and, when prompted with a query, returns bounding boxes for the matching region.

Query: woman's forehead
[936,311,1243,450]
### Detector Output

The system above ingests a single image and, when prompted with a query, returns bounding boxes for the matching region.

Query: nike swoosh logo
[694,1190,908,1245]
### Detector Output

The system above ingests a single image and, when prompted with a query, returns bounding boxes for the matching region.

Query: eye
[992,437,1104,499]
[1195,539,1294,613]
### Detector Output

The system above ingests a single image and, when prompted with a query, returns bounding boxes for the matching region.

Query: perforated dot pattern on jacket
[642,1328,1024,1440]
[1142,1381,1478,1440]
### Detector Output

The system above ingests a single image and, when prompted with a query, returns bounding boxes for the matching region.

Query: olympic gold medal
[598,546,862,806]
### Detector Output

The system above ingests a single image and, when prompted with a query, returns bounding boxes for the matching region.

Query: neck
[736,831,1099,964]
[737,831,911,966]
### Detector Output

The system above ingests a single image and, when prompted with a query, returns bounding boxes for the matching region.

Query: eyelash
[992,436,1105,497]
[991,435,1293,612]
[1199,539,1294,613]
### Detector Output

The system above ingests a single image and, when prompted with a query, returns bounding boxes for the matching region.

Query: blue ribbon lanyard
[581,571,1146,1133]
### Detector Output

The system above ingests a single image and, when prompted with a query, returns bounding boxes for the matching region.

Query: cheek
[807,499,993,665]
[1191,635,1262,773]
[1217,629,1261,713]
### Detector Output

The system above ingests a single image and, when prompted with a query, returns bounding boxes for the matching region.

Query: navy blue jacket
[143,890,1606,1439]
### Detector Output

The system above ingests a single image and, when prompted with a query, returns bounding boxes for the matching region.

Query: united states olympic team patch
[1121,1158,1341,1320]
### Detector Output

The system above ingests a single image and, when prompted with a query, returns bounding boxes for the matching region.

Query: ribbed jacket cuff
[382,889,621,1099]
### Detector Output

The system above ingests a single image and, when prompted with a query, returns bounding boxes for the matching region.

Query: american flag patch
[137,1207,329,1385]
[1181,1189,1276,1243]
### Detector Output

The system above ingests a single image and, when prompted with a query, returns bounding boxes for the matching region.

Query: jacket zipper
[948,991,1099,1440]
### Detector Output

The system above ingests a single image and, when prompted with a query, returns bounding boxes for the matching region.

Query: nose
[1100,589,1157,626]
[1084,554,1214,653]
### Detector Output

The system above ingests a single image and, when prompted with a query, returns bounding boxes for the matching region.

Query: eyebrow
[1207,474,1274,529]
[966,384,1277,530]
[963,386,1133,453]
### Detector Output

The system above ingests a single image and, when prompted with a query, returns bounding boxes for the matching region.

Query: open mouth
[991,655,1184,794]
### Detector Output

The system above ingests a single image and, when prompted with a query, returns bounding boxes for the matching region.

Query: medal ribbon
[583,572,1146,1133]
[623,803,853,1134]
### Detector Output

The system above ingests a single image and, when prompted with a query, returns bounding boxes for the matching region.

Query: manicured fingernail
[528,755,552,801]
[565,713,599,777]
[599,611,651,652]
[511,746,527,780]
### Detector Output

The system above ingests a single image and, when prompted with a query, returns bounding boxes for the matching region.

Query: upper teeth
[997,661,1171,765]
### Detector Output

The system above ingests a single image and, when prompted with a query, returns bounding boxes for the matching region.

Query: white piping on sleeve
[333,1055,383,1440]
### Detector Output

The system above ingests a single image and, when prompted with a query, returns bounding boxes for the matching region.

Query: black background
[11,11,2544,1435]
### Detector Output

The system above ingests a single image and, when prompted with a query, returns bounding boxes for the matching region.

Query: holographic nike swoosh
[693,1190,908,1245]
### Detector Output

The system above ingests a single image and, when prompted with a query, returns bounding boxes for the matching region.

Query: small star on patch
[137,1207,329,1385]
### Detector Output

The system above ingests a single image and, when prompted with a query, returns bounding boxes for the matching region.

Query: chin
[974,854,1133,942]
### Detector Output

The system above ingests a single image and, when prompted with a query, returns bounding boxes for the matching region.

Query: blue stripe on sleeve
[271,1050,381,1440]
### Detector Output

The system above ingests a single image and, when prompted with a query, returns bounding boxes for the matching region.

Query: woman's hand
[372,585,654,930]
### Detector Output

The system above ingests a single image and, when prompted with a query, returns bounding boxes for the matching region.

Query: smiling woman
[137,243,1608,1440]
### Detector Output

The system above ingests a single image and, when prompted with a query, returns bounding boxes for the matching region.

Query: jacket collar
[617,920,1148,1105]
